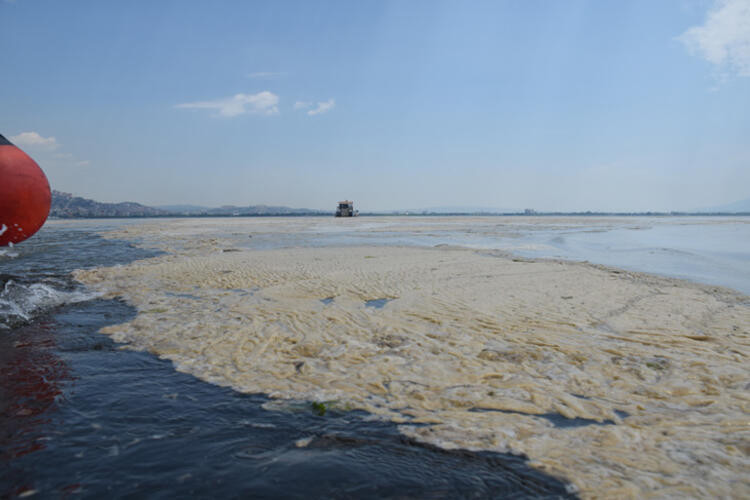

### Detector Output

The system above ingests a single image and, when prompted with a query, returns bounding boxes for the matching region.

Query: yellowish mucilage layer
[74,220,750,499]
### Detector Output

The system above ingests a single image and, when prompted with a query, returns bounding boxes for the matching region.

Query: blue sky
[2,0,749,211]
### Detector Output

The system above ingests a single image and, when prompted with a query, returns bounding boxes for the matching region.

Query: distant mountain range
[51,191,168,217]
[162,204,327,216]
[694,197,750,213]
[49,191,750,218]
[155,204,210,213]
[50,191,326,218]
[397,205,522,214]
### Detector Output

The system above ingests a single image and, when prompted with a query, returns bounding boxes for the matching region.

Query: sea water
[1,216,748,497]
[0,220,573,498]
[177,215,750,295]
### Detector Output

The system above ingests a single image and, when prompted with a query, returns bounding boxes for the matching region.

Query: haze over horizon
[2,0,749,213]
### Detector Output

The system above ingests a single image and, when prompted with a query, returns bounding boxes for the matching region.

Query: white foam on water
[0,248,19,258]
[0,230,17,257]
[0,279,99,328]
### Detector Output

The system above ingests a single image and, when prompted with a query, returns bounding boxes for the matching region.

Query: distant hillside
[201,205,326,216]
[695,197,750,213]
[51,191,327,218]
[158,203,326,216]
[155,204,210,214]
[399,205,521,214]
[51,191,168,218]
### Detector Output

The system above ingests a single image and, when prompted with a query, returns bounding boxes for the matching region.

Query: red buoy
[0,134,51,246]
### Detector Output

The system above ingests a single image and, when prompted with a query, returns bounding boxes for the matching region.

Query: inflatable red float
[0,134,51,246]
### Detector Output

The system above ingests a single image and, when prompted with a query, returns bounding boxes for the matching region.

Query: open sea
[1,215,748,498]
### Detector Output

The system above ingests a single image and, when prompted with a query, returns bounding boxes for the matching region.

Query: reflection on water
[0,319,68,463]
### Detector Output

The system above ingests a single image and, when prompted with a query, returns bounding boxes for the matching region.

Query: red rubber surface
[0,143,51,246]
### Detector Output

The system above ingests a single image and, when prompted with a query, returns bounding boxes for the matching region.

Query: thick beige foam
[74,219,750,498]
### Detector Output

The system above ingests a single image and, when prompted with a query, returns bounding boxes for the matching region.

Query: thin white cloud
[678,0,750,78]
[293,101,312,110]
[9,132,91,168]
[247,71,286,79]
[307,98,335,116]
[176,91,280,117]
[10,131,59,150]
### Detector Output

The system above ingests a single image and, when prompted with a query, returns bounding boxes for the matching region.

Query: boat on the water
[335,200,358,217]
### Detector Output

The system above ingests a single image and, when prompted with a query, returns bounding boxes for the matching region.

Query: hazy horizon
[52,188,750,214]
[2,0,749,212]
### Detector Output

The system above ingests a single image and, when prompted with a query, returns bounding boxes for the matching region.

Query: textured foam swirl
[74,220,750,498]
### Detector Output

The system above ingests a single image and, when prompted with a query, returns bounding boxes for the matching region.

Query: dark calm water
[1,224,574,499]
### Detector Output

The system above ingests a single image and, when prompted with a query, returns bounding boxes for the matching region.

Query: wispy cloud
[10,131,59,150]
[307,98,335,116]
[247,71,287,79]
[176,91,280,117]
[9,131,91,168]
[678,0,750,78]
[293,101,312,110]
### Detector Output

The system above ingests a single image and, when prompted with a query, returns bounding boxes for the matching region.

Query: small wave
[639,246,698,258]
[0,225,18,257]
[0,279,98,329]
[0,245,19,259]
